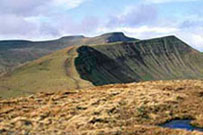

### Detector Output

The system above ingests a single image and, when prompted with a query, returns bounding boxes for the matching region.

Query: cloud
[177,23,203,51]
[0,0,87,17]
[103,3,203,51]
[52,0,88,9]
[107,4,158,27]
[0,0,90,39]
[190,35,203,51]
[98,25,179,39]
[0,0,202,52]
[180,20,203,29]
[0,14,37,36]
[144,0,201,3]
[0,0,46,17]
[176,32,203,51]
[99,9,203,52]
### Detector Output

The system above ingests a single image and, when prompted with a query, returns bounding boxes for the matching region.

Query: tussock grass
[0,80,202,134]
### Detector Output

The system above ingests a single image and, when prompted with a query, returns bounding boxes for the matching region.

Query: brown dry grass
[0,80,202,135]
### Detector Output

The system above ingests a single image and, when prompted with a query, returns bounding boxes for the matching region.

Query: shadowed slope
[75,36,203,85]
[0,35,202,98]
[75,46,140,85]
[0,32,137,75]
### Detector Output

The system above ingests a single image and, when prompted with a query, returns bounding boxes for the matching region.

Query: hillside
[81,32,137,44]
[0,32,137,75]
[75,36,203,85]
[0,80,202,135]
[0,35,203,98]
[0,47,93,98]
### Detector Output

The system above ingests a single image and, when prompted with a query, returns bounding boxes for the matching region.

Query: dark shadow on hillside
[75,46,140,86]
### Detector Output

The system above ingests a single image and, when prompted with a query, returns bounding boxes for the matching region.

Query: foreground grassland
[0,80,202,135]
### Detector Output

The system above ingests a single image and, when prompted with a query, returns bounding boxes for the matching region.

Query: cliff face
[75,36,203,85]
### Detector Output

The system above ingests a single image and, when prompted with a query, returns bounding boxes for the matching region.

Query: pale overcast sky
[0,0,203,51]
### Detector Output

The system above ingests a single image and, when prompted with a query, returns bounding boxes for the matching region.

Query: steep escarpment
[75,36,203,85]
[0,35,202,98]
[75,46,140,85]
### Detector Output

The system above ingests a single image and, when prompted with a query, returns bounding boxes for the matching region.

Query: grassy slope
[0,33,138,98]
[0,37,85,75]
[0,36,202,98]
[0,32,137,75]
[0,80,202,135]
[0,47,92,98]
[75,36,203,85]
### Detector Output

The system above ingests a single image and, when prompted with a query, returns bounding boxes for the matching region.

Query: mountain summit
[75,35,203,85]
[0,34,202,98]
[99,32,138,43]
[0,32,136,75]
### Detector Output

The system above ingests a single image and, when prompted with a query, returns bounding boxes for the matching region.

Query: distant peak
[160,35,186,43]
[101,32,125,36]
[60,35,85,40]
[99,32,138,43]
[143,35,181,42]
[163,35,178,39]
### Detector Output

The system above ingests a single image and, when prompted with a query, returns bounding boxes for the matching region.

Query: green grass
[0,35,202,99]
[0,32,137,75]
[75,36,203,86]
[0,47,92,98]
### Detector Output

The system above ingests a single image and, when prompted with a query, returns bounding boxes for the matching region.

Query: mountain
[0,32,137,75]
[81,32,138,44]
[0,80,202,135]
[0,47,92,98]
[0,35,202,98]
[75,36,203,85]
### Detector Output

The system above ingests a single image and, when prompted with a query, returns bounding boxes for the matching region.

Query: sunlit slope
[0,36,85,75]
[0,47,92,98]
[75,36,203,85]
[0,35,202,98]
[0,32,137,75]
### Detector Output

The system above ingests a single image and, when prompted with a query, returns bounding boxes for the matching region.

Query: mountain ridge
[0,34,202,98]
[0,32,136,75]
[75,36,203,86]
